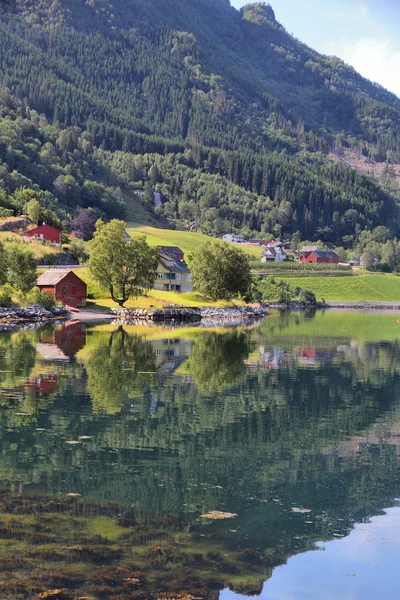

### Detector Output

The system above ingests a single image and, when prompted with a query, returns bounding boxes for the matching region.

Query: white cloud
[337,37,400,98]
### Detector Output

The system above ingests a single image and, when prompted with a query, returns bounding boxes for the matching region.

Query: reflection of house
[36,322,87,361]
[245,346,288,370]
[26,224,61,246]
[36,270,87,308]
[297,347,338,366]
[261,246,286,263]
[155,247,192,293]
[151,338,192,366]
[25,374,58,394]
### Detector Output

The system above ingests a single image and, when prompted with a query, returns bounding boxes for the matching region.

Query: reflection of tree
[86,327,156,414]
[186,331,250,393]
[0,331,36,388]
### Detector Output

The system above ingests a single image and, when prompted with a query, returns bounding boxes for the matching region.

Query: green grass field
[278,273,400,301]
[76,267,243,309]
[127,224,262,259]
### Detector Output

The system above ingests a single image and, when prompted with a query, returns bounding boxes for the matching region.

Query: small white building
[223,233,246,244]
[261,246,286,263]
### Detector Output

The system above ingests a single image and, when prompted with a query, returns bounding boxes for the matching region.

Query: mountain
[0,0,399,246]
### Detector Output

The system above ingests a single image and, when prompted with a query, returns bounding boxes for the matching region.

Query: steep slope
[0,0,399,245]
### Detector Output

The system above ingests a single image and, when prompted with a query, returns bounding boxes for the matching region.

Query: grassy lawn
[0,232,60,260]
[127,224,262,259]
[77,267,244,309]
[86,291,244,310]
[277,273,400,301]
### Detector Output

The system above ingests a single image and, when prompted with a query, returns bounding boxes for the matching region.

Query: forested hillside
[0,0,399,245]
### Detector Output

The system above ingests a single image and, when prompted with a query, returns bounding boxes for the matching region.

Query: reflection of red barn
[26,224,61,245]
[36,270,87,308]
[38,322,87,359]
[55,322,86,358]
[25,374,58,394]
[298,348,338,362]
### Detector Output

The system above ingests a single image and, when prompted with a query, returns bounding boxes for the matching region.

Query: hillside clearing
[126,224,262,259]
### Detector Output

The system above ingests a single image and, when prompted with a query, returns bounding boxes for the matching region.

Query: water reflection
[0,314,399,598]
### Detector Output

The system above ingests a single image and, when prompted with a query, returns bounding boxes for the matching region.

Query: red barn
[300,250,340,264]
[26,224,61,245]
[36,270,87,308]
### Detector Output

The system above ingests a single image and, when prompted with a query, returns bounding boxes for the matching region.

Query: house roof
[159,252,190,273]
[262,247,277,257]
[312,251,339,259]
[300,245,319,253]
[36,270,79,286]
[28,224,61,233]
[158,246,184,256]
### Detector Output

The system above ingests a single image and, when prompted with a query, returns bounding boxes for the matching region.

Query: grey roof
[158,246,184,256]
[159,252,190,273]
[36,270,76,286]
[313,251,339,259]
[262,247,277,257]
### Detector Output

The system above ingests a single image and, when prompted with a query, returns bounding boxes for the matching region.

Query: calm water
[1,311,400,599]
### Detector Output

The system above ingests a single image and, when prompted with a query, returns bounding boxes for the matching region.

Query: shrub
[0,285,13,307]
[298,288,317,306]
[27,289,56,310]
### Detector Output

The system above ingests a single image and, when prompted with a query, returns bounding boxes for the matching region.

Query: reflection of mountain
[0,320,400,598]
[36,322,86,361]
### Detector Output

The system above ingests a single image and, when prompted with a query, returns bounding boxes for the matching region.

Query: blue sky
[230,0,400,97]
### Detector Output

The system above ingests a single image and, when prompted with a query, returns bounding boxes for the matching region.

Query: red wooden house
[300,250,339,264]
[26,224,61,245]
[36,270,87,308]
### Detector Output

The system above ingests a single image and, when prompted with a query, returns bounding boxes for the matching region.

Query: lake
[1,310,400,599]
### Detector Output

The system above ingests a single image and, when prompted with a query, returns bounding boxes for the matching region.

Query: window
[157,273,164,279]
[176,274,181,280]
[61,286,67,293]
[187,274,191,282]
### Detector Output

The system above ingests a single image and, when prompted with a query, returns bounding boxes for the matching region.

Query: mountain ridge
[0,0,399,245]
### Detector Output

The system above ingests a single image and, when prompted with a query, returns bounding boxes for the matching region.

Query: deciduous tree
[88,219,159,306]
[190,240,251,301]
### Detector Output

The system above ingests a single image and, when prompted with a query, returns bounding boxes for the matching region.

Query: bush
[0,285,13,307]
[298,288,317,306]
[26,289,56,310]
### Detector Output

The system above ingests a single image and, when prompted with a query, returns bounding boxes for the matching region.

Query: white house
[223,233,246,244]
[154,247,192,293]
[261,246,286,263]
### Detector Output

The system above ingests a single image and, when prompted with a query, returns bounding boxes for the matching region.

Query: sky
[230,0,400,98]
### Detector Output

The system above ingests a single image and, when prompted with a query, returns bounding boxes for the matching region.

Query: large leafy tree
[190,240,251,301]
[88,219,159,306]
[7,245,37,294]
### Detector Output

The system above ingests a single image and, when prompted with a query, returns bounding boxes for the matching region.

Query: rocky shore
[112,305,268,324]
[0,305,68,331]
